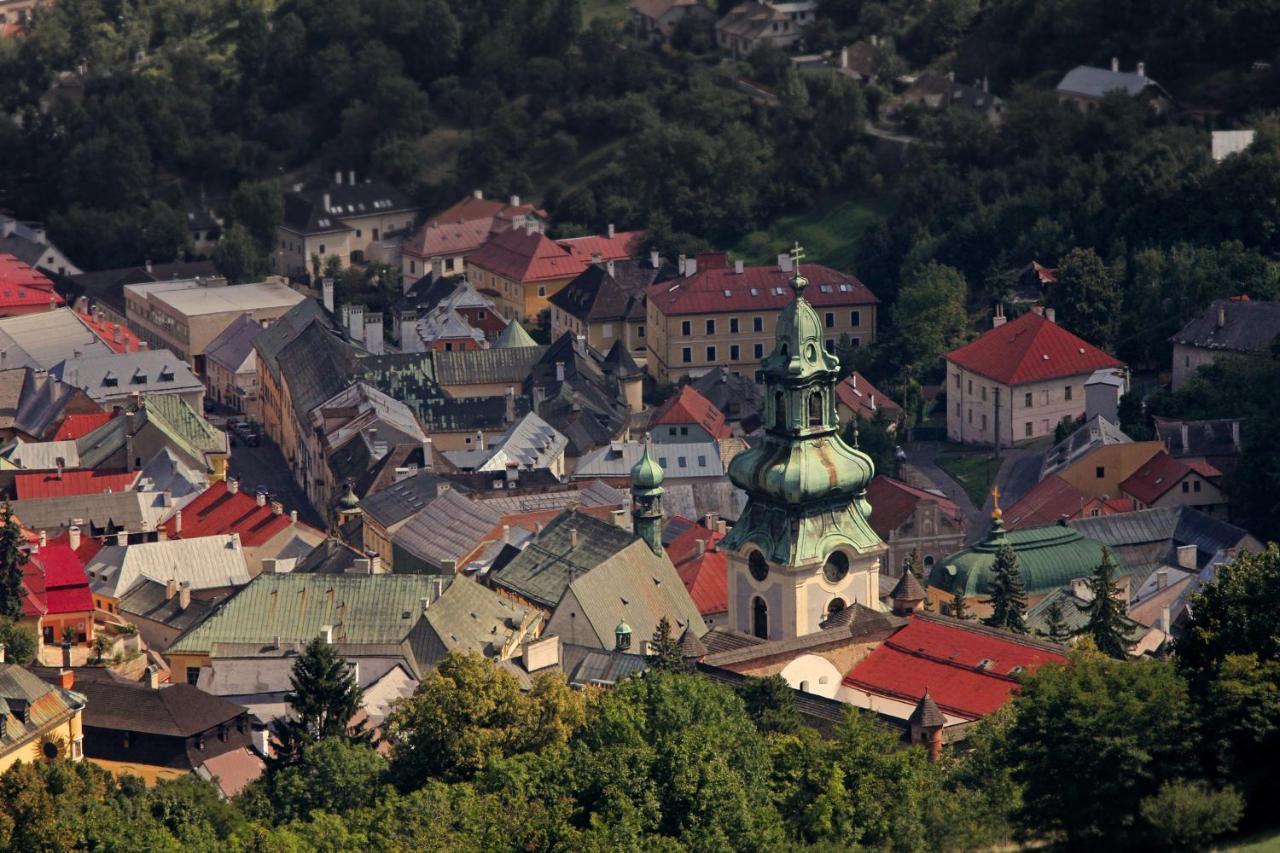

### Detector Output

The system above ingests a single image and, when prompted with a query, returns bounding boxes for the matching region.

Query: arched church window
[774,392,786,431]
[808,391,823,426]
[823,550,850,583]
[748,550,769,582]
[752,596,769,639]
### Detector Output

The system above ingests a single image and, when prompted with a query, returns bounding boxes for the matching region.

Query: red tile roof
[0,254,62,311]
[431,195,544,227]
[865,476,960,540]
[945,310,1123,386]
[52,412,116,441]
[403,217,498,260]
[842,614,1066,719]
[834,372,902,422]
[73,308,144,353]
[467,228,644,284]
[1118,450,1209,505]
[22,545,94,617]
[558,231,647,263]
[649,385,732,440]
[14,469,139,500]
[1003,475,1092,529]
[165,481,319,546]
[646,261,878,316]
[666,521,727,616]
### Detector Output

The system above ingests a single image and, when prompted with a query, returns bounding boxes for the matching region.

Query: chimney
[430,256,444,279]
[320,624,334,644]
[1111,57,1120,72]
[147,665,160,689]
[650,249,660,269]
[840,46,848,69]
[364,312,385,355]
[347,304,364,340]
[1217,303,1226,329]
[38,530,47,549]
[178,582,191,610]
[992,303,1007,328]
[611,508,628,528]
[61,642,72,668]
[505,386,516,422]
[145,258,153,273]
[322,193,331,213]
[369,553,382,574]
[322,278,335,313]
[271,500,284,516]
[1156,568,1168,590]
[59,669,74,690]
[555,361,565,382]
[228,477,240,495]
[570,528,579,548]
[685,257,697,277]
[1045,307,1056,323]
[422,437,433,470]
[256,491,267,508]
[138,340,148,350]
[703,511,718,530]
[510,195,521,207]
[68,526,81,552]
[1180,423,1190,454]
[695,539,706,557]
[353,557,372,574]
[472,189,483,200]
[607,223,615,239]
[166,577,177,600]
[1160,606,1171,635]
[349,170,356,186]
[334,170,342,185]
[290,510,298,524]
[1231,420,1241,448]
[1137,61,1146,78]
[677,254,686,275]
[777,253,793,272]
[1176,544,1197,569]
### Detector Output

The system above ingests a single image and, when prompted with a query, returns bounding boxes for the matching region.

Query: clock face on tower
[748,550,769,582]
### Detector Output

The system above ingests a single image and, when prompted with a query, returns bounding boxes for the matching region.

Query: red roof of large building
[21,544,94,617]
[865,476,961,540]
[842,613,1066,719]
[165,481,319,546]
[0,254,62,311]
[649,385,732,440]
[945,310,1123,386]
[430,194,545,228]
[73,307,144,353]
[834,372,902,422]
[1002,474,1134,529]
[666,520,727,616]
[646,260,878,316]
[14,469,139,500]
[52,412,116,441]
[467,227,644,284]
[1119,451,1221,505]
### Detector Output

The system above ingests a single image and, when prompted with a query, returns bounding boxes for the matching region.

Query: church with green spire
[723,244,887,640]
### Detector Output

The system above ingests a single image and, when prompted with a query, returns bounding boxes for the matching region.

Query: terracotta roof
[649,385,732,440]
[165,481,319,546]
[945,311,1123,386]
[834,372,901,421]
[1119,451,1212,505]
[73,309,142,353]
[558,232,647,263]
[646,261,878,316]
[468,228,645,284]
[842,614,1066,719]
[865,476,960,540]
[52,412,115,441]
[22,544,93,616]
[1003,475,1136,530]
[402,217,498,260]
[0,254,62,311]
[13,469,138,500]
[667,521,728,616]
[430,195,543,228]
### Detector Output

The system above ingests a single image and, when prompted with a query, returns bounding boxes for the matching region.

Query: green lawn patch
[728,191,891,273]
[935,453,998,507]
[1228,827,1280,852]
[582,0,629,26]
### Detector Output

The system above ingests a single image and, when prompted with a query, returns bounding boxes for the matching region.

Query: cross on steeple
[789,241,806,271]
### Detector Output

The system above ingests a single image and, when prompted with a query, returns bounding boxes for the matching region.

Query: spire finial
[789,241,808,295]
[990,485,1002,519]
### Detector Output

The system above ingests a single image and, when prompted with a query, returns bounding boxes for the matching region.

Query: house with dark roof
[1024,582,1163,656]
[645,254,878,383]
[865,476,965,579]
[688,366,763,429]
[548,260,657,357]
[0,214,81,278]
[0,662,86,773]
[1170,298,1280,390]
[0,366,102,443]
[945,307,1125,448]
[396,277,506,352]
[1056,59,1170,112]
[1118,451,1227,517]
[525,333,634,456]
[116,577,219,652]
[203,315,262,418]
[833,372,902,430]
[390,489,502,574]
[648,385,732,444]
[715,0,817,58]
[401,190,547,281]
[275,320,358,486]
[52,349,205,412]
[252,299,340,446]
[1152,415,1243,472]
[359,471,465,567]
[274,172,420,278]
[630,0,714,40]
[74,394,229,481]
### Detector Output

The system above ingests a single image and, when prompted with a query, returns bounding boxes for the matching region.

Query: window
[680,426,689,436]
[372,228,380,241]
[967,380,973,394]
[730,344,740,361]
[1024,392,1033,407]
[318,244,325,254]
[697,455,707,466]
[730,318,739,333]
[824,312,834,328]
[808,392,823,426]
[1182,480,1190,493]
[1024,421,1032,437]
[637,324,645,338]
[968,409,973,424]
[924,555,935,568]
[954,373,961,389]
[537,286,546,297]
[823,551,850,582]
[1064,385,1073,401]
[751,596,768,639]
[956,402,961,417]
[850,310,861,326]
[1096,466,1105,479]
[706,345,716,361]
[753,316,763,332]
[677,456,687,467]
[754,343,764,359]
[356,229,362,238]
[186,667,200,686]
[444,342,453,351]
[981,386,987,401]
[1194,480,1202,493]
[981,413,988,430]
[705,319,716,334]
[478,310,486,320]
[410,261,416,274]
[1041,390,1050,405]
[601,323,614,338]
[681,347,692,363]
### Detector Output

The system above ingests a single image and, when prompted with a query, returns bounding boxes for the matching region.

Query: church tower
[631,435,664,555]
[723,245,887,640]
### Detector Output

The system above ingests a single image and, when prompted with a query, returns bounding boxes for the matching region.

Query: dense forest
[1,545,1277,849]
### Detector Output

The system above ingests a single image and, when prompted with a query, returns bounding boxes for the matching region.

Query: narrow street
[225,431,325,530]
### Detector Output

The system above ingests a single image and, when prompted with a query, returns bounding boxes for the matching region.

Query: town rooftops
[1170,297,1280,355]
[1039,414,1134,479]
[9,489,167,535]
[1002,475,1133,530]
[164,480,318,546]
[204,315,262,374]
[0,254,61,312]
[433,345,547,387]
[842,614,1066,720]
[1069,506,1258,573]
[490,508,638,609]
[574,440,725,480]
[13,469,138,501]
[1056,64,1156,98]
[116,577,217,635]
[86,534,251,599]
[360,471,460,529]
[1152,416,1242,460]
[52,350,203,403]
[647,259,877,316]
[468,227,644,284]
[667,521,728,616]
[1119,451,1221,505]
[0,663,85,755]
[929,519,1116,597]
[282,176,417,235]
[410,575,537,666]
[716,1,790,40]
[123,279,305,318]
[252,299,337,384]
[443,412,567,473]
[403,218,499,260]
[648,385,732,440]
[946,310,1124,386]
[493,319,537,349]
[53,412,114,441]
[21,543,93,617]
[391,488,502,569]
[549,264,647,323]
[865,476,961,539]
[834,372,902,422]
[0,308,131,371]
[429,192,545,230]
[0,366,101,441]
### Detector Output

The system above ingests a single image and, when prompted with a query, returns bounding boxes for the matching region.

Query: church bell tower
[722,244,887,641]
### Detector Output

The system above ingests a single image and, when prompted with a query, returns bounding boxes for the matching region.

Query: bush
[1139,780,1244,852]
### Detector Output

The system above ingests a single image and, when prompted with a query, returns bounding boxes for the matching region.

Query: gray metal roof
[86,534,252,598]
[9,489,166,533]
[361,472,459,529]
[443,411,567,473]
[52,349,203,404]
[1068,506,1255,569]
[574,440,724,479]
[434,346,547,387]
[493,320,537,349]
[409,575,536,667]
[116,577,217,633]
[204,315,262,374]
[1170,298,1280,354]
[1056,65,1153,98]
[252,299,335,383]
[0,308,119,371]
[279,321,358,424]
[391,489,501,568]
[473,479,627,514]
[491,509,638,608]
[1040,415,1130,479]
[6,438,80,469]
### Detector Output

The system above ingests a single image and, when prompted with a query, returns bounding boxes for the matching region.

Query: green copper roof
[630,437,665,493]
[728,433,874,506]
[760,271,842,386]
[929,523,1119,597]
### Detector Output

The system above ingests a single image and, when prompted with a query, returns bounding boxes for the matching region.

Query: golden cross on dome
[990,485,1002,518]
[789,241,806,271]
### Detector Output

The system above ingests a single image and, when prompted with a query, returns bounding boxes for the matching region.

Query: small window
[981,386,988,402]
[730,344,740,361]
[705,319,716,334]
[967,380,973,394]
[186,667,200,686]
[538,286,546,297]
[668,427,677,436]
[681,347,692,363]
[1024,392,1033,407]
[677,456,687,467]
[697,455,707,466]
[824,312,834,328]
[1182,481,1190,493]
[637,324,645,338]
[730,318,739,333]
[705,345,716,362]
[981,413,988,430]
[954,374,962,389]
[1024,422,1032,437]
[680,426,689,435]
[850,310,861,326]
[682,320,692,336]
[753,316,763,332]
[753,343,764,359]
[1194,480,1202,493]
[1096,466,1105,479]
[1064,385,1073,401]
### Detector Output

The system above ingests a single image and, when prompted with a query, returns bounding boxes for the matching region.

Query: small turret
[630,435,664,555]
[908,689,946,762]
[615,620,632,652]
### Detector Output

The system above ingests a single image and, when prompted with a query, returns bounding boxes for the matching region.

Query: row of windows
[954,374,1075,405]
[680,311,863,337]
[682,343,766,363]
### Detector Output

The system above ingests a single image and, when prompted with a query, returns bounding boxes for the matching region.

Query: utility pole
[993,387,1002,459]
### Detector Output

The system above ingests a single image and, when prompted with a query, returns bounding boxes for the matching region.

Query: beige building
[645,255,878,384]
[401,191,546,282]
[1119,451,1229,516]
[548,257,663,356]
[1039,415,1162,500]
[203,315,262,420]
[124,279,305,369]
[946,308,1125,448]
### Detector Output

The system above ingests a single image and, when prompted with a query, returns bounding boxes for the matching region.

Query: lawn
[582,0,630,26]
[1228,827,1280,852]
[935,453,998,507]
[727,191,891,273]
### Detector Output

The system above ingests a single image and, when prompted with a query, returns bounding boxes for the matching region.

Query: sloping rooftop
[1056,65,1155,98]
[116,577,217,634]
[865,476,961,539]
[282,177,417,235]
[9,489,166,534]
[1,663,84,754]
[1068,506,1255,571]
[443,412,567,473]
[649,385,732,440]
[1152,416,1242,460]
[0,308,122,371]
[929,517,1117,597]
[279,321,359,424]
[1040,415,1134,479]
[490,509,638,609]
[689,366,764,424]
[434,346,547,387]
[124,279,304,318]
[493,320,537,349]
[1170,298,1280,354]
[1118,451,1212,505]
[13,469,138,500]
[86,534,251,598]
[574,440,725,480]
[203,315,262,374]
[549,264,646,324]
[647,260,877,316]
[53,349,203,404]
[360,471,461,529]
[668,522,728,616]
[391,489,502,569]
[834,372,902,422]
[946,311,1124,386]
[1003,475,1133,530]
[164,481,316,546]
[409,576,535,666]
[252,299,336,384]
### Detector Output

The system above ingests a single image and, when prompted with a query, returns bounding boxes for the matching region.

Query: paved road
[994,447,1046,508]
[226,431,325,530]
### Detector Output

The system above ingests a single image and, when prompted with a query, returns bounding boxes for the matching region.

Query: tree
[269,636,369,770]
[891,262,969,377]
[1009,650,1195,847]
[0,503,25,620]
[1195,653,1280,806]
[1138,781,1243,852]
[1040,599,1072,644]
[0,617,37,665]
[647,615,686,672]
[243,739,390,824]
[1178,545,1280,679]
[845,407,897,479]
[950,587,971,621]
[738,675,800,734]
[1047,247,1122,349]
[212,224,265,284]
[227,179,282,254]
[984,543,1027,633]
[1081,548,1130,659]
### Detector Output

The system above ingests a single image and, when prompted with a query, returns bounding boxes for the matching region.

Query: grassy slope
[727,191,891,273]
[1229,828,1280,852]
[936,453,998,507]
[582,0,630,26]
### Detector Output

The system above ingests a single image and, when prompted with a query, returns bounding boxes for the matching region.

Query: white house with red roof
[648,385,733,444]
[945,307,1125,448]
[400,191,548,282]
[1118,451,1228,517]
[644,253,878,383]
[19,535,96,652]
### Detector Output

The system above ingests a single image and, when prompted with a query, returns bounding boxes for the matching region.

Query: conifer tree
[951,586,971,621]
[648,615,688,672]
[1041,599,1073,644]
[1083,547,1131,659]
[984,543,1028,633]
[0,503,26,620]
[269,636,370,770]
